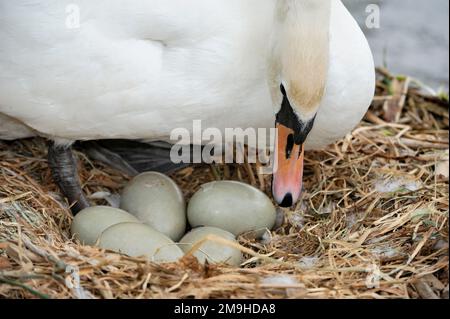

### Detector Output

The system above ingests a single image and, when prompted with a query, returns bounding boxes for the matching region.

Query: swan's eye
[280,84,287,97]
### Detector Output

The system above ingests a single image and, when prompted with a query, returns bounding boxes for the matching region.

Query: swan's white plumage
[0,0,374,149]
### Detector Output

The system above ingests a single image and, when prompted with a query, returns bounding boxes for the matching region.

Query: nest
[0,69,448,299]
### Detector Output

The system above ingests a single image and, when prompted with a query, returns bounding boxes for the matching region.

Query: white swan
[0,0,375,209]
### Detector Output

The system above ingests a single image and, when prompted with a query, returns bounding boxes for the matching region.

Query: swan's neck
[272,0,332,116]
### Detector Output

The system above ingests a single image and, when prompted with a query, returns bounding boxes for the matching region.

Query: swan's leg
[48,142,90,215]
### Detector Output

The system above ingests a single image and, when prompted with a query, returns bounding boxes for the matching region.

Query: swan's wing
[0,0,275,141]
[79,140,191,175]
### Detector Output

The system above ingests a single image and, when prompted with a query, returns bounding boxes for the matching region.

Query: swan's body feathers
[0,0,374,150]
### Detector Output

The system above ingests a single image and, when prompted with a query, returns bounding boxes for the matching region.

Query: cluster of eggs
[71,172,277,266]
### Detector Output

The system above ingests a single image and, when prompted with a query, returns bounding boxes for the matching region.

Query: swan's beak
[272,123,304,207]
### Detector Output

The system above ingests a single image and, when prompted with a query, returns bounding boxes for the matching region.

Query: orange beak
[272,123,305,207]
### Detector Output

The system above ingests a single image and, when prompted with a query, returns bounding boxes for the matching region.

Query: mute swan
[0,0,375,212]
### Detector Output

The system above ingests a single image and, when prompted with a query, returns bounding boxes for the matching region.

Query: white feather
[0,0,374,150]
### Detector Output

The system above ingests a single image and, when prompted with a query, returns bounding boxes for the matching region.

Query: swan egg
[71,206,140,245]
[120,172,186,241]
[179,227,243,267]
[187,181,276,237]
[98,223,183,263]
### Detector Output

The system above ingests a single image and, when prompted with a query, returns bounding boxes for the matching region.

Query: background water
[344,0,449,91]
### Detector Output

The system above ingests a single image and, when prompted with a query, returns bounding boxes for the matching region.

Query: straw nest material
[0,69,448,299]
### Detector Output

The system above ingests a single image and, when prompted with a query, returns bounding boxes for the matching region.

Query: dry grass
[0,69,448,299]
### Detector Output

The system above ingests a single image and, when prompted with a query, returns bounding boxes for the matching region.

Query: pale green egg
[98,223,183,263]
[71,206,140,245]
[187,181,276,237]
[120,172,186,241]
[179,227,243,267]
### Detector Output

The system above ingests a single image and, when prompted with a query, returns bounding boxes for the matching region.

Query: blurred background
[344,0,449,91]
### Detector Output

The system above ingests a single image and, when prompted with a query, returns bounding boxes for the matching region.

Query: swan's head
[269,0,331,207]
